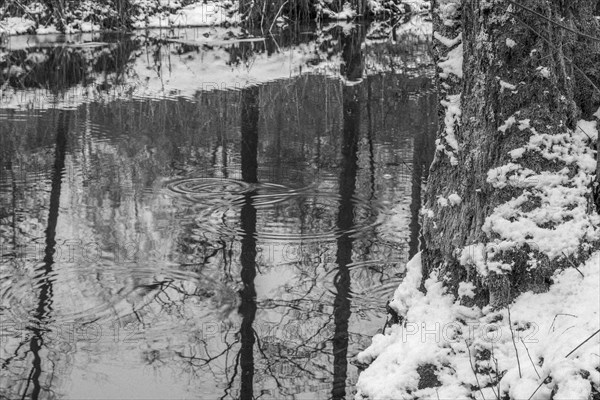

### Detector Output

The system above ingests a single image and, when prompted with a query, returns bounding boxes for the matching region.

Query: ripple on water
[166,177,388,244]
[167,177,251,201]
[0,259,214,328]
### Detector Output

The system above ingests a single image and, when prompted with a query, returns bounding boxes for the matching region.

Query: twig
[527,328,600,400]
[13,0,36,22]
[511,14,600,99]
[565,328,600,358]
[507,0,600,42]
[507,306,522,378]
[561,252,585,278]
[491,342,501,399]
[260,0,266,35]
[548,313,577,334]
[268,0,289,34]
[520,338,541,379]
[483,364,500,400]
[465,339,487,400]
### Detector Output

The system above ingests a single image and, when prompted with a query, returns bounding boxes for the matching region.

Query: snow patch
[537,66,550,78]
[457,281,476,298]
[322,2,357,20]
[448,193,461,205]
[437,196,449,207]
[0,17,36,35]
[575,119,598,142]
[500,79,517,92]
[518,119,531,131]
[483,119,600,260]
[433,32,461,48]
[135,1,240,28]
[460,243,487,276]
[509,148,526,160]
[441,94,461,150]
[498,116,516,133]
[438,43,463,79]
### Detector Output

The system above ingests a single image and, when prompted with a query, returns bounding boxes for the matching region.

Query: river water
[0,20,435,399]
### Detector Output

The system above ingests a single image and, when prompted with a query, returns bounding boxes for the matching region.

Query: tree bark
[422,0,600,308]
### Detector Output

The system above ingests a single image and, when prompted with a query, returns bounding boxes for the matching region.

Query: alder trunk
[422,0,600,308]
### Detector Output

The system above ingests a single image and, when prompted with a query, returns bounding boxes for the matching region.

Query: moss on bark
[422,0,600,308]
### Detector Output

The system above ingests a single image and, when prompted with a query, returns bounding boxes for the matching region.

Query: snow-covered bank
[0,0,431,36]
[0,1,239,35]
[355,0,600,396]
[356,251,600,399]
[0,17,432,110]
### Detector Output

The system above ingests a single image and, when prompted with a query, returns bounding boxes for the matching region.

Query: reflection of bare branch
[175,337,238,368]
[252,330,284,391]
[1,338,31,370]
[219,352,241,400]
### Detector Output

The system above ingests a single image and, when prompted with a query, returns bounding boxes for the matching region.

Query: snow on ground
[0,17,36,35]
[321,2,358,20]
[131,1,240,28]
[0,1,239,35]
[357,9,600,387]
[1,1,432,35]
[0,15,431,110]
[356,251,600,400]
[355,1,600,397]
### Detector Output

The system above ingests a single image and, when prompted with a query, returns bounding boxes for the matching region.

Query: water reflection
[332,24,364,399]
[0,20,435,399]
[238,84,259,400]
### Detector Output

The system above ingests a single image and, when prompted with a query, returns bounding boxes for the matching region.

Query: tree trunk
[422,0,600,308]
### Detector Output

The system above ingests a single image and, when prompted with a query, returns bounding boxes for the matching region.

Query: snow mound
[0,17,36,35]
[356,252,600,400]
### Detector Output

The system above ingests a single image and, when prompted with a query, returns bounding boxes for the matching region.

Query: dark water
[0,21,435,399]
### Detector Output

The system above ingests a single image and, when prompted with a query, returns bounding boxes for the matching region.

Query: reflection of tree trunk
[408,94,437,258]
[340,24,365,82]
[241,87,259,184]
[332,27,363,394]
[239,85,259,400]
[333,84,360,400]
[408,130,423,259]
[25,111,68,399]
[366,78,375,200]
[276,109,282,183]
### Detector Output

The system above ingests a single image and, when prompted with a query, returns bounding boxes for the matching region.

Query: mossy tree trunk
[422,0,600,308]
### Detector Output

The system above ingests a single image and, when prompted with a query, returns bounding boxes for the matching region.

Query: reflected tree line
[0,112,69,399]
[0,23,435,399]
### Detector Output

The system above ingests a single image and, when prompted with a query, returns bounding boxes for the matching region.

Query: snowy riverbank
[354,0,600,396]
[356,248,600,399]
[0,0,431,36]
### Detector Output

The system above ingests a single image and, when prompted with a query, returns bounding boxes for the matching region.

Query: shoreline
[1,0,430,37]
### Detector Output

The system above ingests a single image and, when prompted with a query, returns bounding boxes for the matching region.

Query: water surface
[0,20,435,399]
